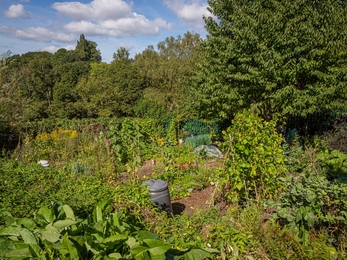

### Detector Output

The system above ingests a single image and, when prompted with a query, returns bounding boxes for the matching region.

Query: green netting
[163,118,172,132]
[184,134,212,148]
[164,119,221,136]
[180,119,221,136]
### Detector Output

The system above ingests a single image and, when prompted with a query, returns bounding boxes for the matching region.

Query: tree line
[1,0,347,136]
[0,32,201,130]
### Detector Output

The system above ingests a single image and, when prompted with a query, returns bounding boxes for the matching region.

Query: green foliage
[134,98,168,121]
[134,32,202,114]
[2,114,347,257]
[135,118,165,141]
[16,124,115,180]
[19,127,79,163]
[197,0,347,120]
[0,51,53,129]
[75,34,102,62]
[145,144,208,199]
[166,118,179,145]
[229,204,313,259]
[156,162,208,200]
[270,170,347,253]
[0,200,217,259]
[180,119,221,139]
[107,118,145,174]
[0,161,115,220]
[317,148,347,179]
[149,207,244,259]
[221,110,286,202]
[18,117,120,137]
[50,60,91,118]
[76,58,144,118]
[267,143,347,255]
[134,118,166,160]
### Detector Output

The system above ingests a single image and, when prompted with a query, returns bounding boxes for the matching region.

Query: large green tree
[76,48,144,117]
[49,35,101,118]
[50,61,91,118]
[134,32,202,119]
[75,34,102,62]
[0,51,54,123]
[0,51,27,132]
[196,0,347,121]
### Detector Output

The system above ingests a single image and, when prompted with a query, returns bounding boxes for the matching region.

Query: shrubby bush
[220,110,286,203]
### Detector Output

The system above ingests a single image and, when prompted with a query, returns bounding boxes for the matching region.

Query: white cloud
[15,27,75,42]
[4,4,31,19]
[164,0,211,26]
[1,0,175,58]
[0,25,75,43]
[52,0,132,22]
[0,26,75,43]
[64,21,108,35]
[42,45,75,53]
[101,16,171,37]
[64,13,171,37]
[50,0,172,38]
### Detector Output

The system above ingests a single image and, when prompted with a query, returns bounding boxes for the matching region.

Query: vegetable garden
[1,0,347,258]
[1,111,347,259]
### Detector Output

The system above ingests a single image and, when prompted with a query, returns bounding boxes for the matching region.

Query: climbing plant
[220,110,286,203]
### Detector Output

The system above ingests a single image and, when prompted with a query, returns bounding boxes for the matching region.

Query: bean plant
[220,110,286,203]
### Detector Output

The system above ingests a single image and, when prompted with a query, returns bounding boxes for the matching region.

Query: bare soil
[135,159,226,216]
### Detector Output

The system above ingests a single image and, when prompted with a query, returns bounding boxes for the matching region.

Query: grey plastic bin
[142,179,172,215]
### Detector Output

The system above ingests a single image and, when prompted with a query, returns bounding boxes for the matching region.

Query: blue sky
[0,0,211,63]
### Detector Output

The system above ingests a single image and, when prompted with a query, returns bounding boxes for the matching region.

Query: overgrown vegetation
[1,114,347,259]
[1,0,347,258]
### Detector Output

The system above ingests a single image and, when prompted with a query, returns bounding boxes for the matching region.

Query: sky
[0,0,211,63]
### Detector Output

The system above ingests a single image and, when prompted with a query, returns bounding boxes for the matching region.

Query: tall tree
[0,51,22,130]
[49,35,102,118]
[112,47,131,63]
[77,48,144,118]
[75,34,102,62]
[50,61,91,118]
[196,0,347,121]
[0,51,54,121]
[134,32,202,118]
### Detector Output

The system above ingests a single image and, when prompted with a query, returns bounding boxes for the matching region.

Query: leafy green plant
[148,207,252,260]
[107,119,144,175]
[166,117,179,145]
[0,160,115,220]
[267,144,347,256]
[220,110,286,203]
[0,200,217,259]
[317,148,347,179]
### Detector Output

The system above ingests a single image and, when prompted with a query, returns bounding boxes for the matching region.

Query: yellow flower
[157,138,165,146]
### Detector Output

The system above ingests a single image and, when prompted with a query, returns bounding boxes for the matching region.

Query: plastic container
[142,179,172,215]
[38,160,50,167]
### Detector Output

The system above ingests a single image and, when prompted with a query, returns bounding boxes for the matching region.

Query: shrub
[220,110,286,203]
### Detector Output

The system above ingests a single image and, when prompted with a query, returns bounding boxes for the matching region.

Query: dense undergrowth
[1,112,347,259]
